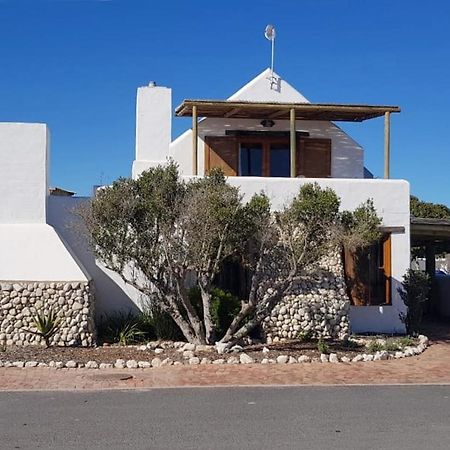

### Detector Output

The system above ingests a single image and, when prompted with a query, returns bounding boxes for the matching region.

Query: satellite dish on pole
[264,24,276,87]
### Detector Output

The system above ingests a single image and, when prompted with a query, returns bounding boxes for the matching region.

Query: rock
[200,358,211,365]
[137,361,151,369]
[25,361,38,368]
[189,357,200,365]
[114,359,126,369]
[161,358,173,366]
[85,361,99,369]
[262,347,270,354]
[72,302,83,311]
[298,355,311,363]
[126,360,138,369]
[261,358,270,364]
[329,353,339,363]
[151,357,162,368]
[196,345,214,353]
[183,350,195,359]
[138,345,147,351]
[276,355,289,364]
[182,343,196,352]
[55,361,64,369]
[230,345,243,353]
[65,360,78,368]
[215,342,229,354]
[12,361,25,368]
[239,353,254,364]
[288,356,297,364]
[227,356,239,364]
[340,356,351,363]
[212,359,225,365]
[320,354,329,363]
[154,348,164,354]
[363,354,374,362]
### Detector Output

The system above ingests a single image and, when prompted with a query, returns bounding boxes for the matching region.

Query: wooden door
[204,136,239,176]
[298,138,331,178]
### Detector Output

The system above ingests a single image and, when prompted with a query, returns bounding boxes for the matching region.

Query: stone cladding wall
[263,252,350,343]
[0,281,95,347]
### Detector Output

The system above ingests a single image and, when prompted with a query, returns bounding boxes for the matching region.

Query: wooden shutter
[298,138,331,178]
[204,136,238,176]
[343,235,392,306]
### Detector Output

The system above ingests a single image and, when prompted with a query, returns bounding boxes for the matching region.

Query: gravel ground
[0,339,370,364]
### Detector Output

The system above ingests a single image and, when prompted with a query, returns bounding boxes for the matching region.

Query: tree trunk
[199,284,216,344]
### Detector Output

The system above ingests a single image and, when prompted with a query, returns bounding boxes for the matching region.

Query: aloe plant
[29,308,61,347]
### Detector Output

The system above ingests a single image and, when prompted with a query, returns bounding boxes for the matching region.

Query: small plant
[367,340,384,353]
[398,269,430,334]
[98,311,145,345]
[317,339,329,354]
[297,329,313,342]
[383,340,401,352]
[397,336,414,348]
[28,308,61,347]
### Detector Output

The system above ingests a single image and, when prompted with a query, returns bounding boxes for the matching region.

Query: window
[269,144,290,177]
[240,143,263,176]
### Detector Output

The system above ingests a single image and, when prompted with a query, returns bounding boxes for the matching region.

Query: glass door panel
[240,143,263,176]
[269,144,290,177]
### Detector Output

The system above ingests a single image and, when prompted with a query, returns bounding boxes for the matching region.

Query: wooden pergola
[175,99,401,177]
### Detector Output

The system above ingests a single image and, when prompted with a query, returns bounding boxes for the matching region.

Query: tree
[410,195,450,219]
[218,184,381,345]
[81,163,381,345]
[81,163,252,344]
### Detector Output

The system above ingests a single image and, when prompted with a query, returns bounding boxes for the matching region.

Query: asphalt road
[1,386,450,449]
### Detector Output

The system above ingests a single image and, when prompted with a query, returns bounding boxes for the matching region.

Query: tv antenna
[264,24,276,86]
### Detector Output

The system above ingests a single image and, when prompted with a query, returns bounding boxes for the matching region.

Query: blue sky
[0,0,449,205]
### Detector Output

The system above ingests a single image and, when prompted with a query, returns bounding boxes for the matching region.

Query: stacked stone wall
[263,252,350,343]
[0,281,95,347]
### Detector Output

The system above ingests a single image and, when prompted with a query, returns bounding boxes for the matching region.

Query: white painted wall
[132,84,172,179]
[169,68,364,178]
[182,175,409,334]
[0,123,49,224]
[48,196,145,317]
[0,122,90,282]
[0,224,88,281]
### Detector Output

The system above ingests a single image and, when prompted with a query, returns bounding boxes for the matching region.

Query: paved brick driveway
[1,329,450,391]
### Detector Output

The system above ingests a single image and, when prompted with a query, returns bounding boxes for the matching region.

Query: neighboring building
[0,68,410,341]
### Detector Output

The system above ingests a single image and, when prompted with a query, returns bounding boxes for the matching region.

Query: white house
[0,68,410,345]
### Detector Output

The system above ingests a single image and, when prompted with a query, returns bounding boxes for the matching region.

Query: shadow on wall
[47,196,142,319]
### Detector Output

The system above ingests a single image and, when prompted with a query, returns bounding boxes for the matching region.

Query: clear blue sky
[1,0,449,205]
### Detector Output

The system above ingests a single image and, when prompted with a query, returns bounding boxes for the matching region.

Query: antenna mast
[264,24,276,87]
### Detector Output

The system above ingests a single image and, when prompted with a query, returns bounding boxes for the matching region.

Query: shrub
[98,311,145,345]
[383,340,401,352]
[142,307,184,342]
[396,336,414,348]
[297,329,313,342]
[342,339,359,350]
[28,307,61,347]
[367,341,384,353]
[398,269,431,334]
[188,286,241,340]
[317,339,329,354]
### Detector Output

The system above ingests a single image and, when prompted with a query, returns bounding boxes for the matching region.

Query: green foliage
[297,329,313,342]
[29,308,61,348]
[98,312,146,346]
[340,199,382,250]
[383,340,401,352]
[410,195,450,219]
[188,286,241,339]
[317,339,330,354]
[396,336,414,348]
[398,269,431,334]
[141,307,184,342]
[367,341,384,353]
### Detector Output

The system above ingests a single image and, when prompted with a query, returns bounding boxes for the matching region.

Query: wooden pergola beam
[290,108,296,178]
[384,111,391,179]
[192,105,198,176]
[224,107,241,118]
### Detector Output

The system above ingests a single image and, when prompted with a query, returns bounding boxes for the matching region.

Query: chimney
[132,82,172,179]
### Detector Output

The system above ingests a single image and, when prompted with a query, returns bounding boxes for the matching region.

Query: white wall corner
[0,122,49,224]
[133,84,172,179]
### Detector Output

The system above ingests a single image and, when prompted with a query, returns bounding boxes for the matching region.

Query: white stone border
[0,335,429,369]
